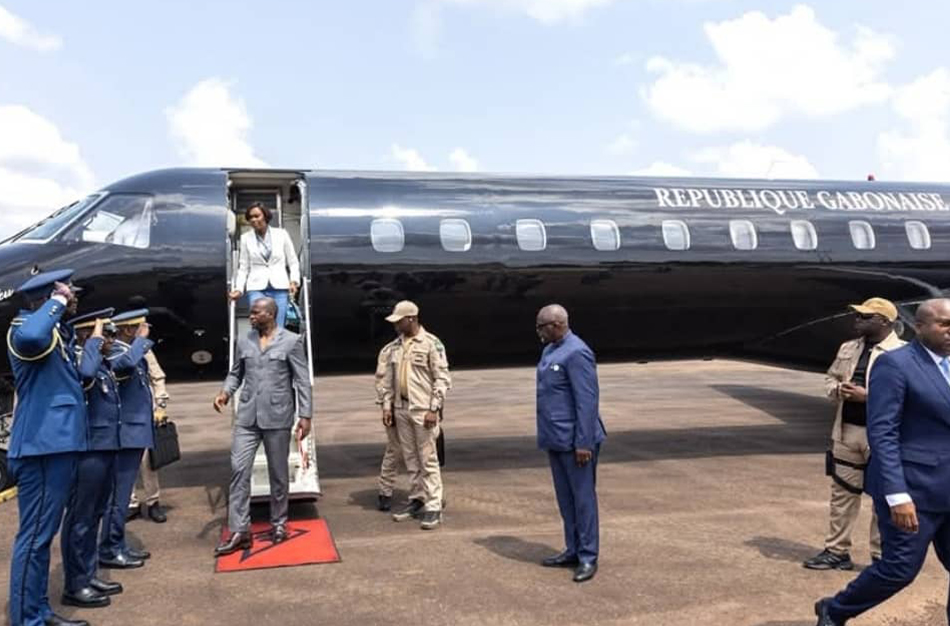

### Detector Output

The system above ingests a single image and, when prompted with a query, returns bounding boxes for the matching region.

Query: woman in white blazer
[228,202,300,327]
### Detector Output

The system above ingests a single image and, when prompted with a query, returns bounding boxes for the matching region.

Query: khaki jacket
[145,350,169,421]
[823,331,905,457]
[375,326,451,414]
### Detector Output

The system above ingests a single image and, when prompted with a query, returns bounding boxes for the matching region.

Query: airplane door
[224,171,320,500]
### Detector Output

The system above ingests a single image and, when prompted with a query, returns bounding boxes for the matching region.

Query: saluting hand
[212,392,230,413]
[575,448,593,467]
[91,318,105,338]
[137,322,151,339]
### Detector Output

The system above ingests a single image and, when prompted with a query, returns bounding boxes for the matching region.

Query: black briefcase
[149,421,181,471]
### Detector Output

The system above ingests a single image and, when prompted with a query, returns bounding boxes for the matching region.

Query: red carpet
[215,518,341,573]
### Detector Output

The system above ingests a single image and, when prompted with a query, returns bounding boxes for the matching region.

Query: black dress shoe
[573,561,598,583]
[126,505,141,521]
[125,547,151,560]
[542,551,580,568]
[147,502,168,523]
[99,553,145,569]
[814,598,843,626]
[377,494,392,511]
[90,576,123,596]
[214,531,253,556]
[272,524,289,544]
[45,613,90,626]
[62,586,111,608]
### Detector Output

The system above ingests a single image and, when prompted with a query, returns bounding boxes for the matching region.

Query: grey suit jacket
[223,328,312,429]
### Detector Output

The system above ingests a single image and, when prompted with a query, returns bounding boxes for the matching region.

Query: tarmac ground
[1,360,947,626]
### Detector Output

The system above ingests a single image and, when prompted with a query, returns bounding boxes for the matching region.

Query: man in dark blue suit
[817,298,950,625]
[535,304,606,583]
[6,269,90,626]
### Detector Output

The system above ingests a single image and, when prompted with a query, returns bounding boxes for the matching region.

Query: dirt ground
[1,360,947,626]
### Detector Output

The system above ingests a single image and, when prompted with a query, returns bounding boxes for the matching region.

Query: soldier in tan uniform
[374,349,404,512]
[804,297,905,571]
[376,301,451,530]
[128,350,170,523]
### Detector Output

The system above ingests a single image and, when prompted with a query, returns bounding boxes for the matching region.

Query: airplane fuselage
[1,167,949,393]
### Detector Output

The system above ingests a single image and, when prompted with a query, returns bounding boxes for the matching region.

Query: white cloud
[391,144,436,171]
[430,0,614,24]
[643,5,895,133]
[0,5,61,52]
[629,161,692,177]
[0,105,95,237]
[607,133,637,156]
[449,147,479,172]
[877,68,950,182]
[691,141,819,179]
[165,78,266,167]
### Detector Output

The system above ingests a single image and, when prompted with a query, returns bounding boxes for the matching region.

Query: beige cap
[849,297,898,322]
[385,300,419,323]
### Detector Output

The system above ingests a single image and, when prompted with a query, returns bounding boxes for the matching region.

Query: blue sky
[1,0,948,237]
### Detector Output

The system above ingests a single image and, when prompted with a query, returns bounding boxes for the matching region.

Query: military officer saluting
[61,309,125,609]
[98,308,154,569]
[6,269,91,626]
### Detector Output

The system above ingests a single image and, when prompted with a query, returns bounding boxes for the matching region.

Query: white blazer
[234,227,301,293]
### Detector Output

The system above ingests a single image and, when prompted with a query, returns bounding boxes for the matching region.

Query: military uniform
[99,310,154,564]
[6,270,89,626]
[377,326,451,516]
[374,346,405,501]
[61,312,122,606]
[819,331,905,561]
[129,350,168,519]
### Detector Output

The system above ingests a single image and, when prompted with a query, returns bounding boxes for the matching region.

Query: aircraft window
[370,218,405,252]
[439,219,472,252]
[661,220,690,251]
[64,194,153,249]
[14,194,103,242]
[905,221,931,250]
[729,220,758,251]
[848,220,876,250]
[516,219,546,251]
[590,219,621,251]
[790,220,818,250]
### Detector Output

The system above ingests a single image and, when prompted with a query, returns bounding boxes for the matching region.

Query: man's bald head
[915,298,950,356]
[536,304,570,344]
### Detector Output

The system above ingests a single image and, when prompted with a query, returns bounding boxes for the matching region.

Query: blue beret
[112,308,149,326]
[16,269,76,299]
[68,307,116,329]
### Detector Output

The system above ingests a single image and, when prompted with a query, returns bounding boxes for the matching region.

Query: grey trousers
[228,424,291,533]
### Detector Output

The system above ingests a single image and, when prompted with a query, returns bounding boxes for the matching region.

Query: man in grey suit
[212,297,312,555]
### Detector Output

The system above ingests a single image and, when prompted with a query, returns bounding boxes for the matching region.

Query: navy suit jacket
[108,337,155,449]
[78,337,122,451]
[6,299,88,458]
[536,331,606,452]
[866,341,950,512]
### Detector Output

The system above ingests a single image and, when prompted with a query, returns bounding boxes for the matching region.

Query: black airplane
[1,167,948,488]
